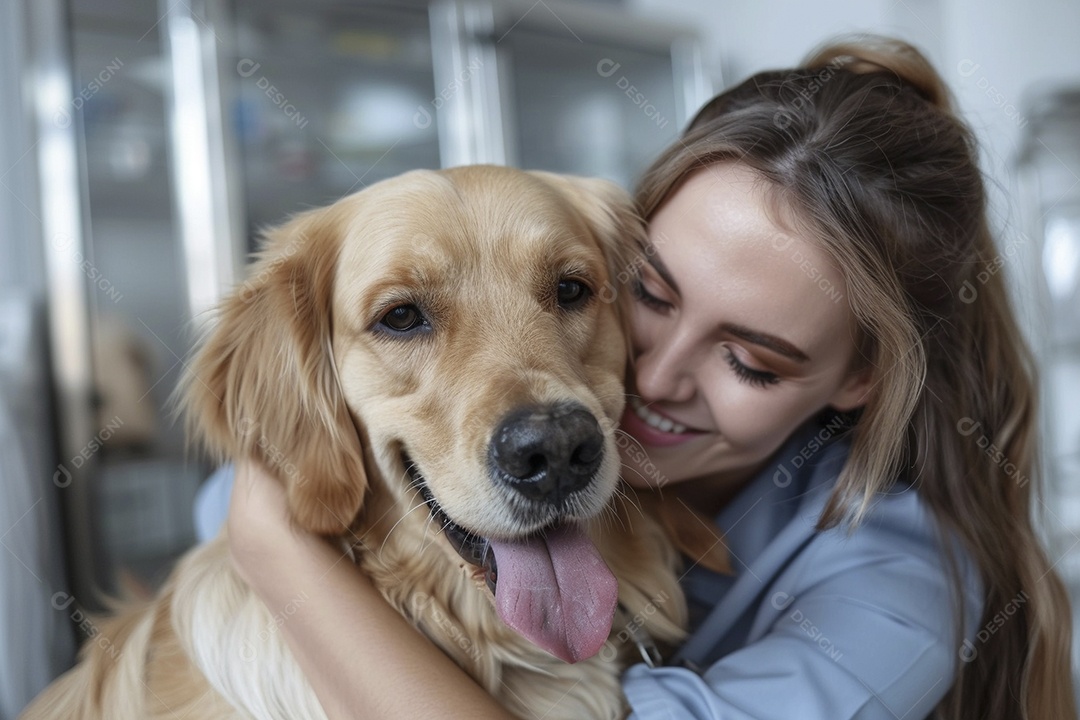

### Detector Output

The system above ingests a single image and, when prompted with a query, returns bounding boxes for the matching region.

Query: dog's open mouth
[407,458,500,592]
[403,453,619,663]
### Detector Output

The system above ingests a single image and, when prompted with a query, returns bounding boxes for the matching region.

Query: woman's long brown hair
[636,35,1075,720]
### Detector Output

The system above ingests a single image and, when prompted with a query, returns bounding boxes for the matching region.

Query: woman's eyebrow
[720,322,811,362]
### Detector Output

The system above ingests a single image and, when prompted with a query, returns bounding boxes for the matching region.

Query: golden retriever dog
[23,165,727,720]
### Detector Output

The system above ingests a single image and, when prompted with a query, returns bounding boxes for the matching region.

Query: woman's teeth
[630,397,688,434]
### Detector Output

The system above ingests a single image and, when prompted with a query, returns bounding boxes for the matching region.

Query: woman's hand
[226,458,316,592]
[222,459,513,720]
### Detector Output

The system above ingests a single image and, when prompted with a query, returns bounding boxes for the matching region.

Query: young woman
[206,35,1076,719]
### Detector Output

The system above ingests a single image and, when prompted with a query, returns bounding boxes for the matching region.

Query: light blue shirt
[622,419,984,720]
[193,419,983,720]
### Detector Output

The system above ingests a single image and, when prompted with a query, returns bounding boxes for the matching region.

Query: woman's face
[618,162,872,490]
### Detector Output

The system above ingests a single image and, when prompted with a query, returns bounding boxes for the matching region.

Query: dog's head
[184,165,643,661]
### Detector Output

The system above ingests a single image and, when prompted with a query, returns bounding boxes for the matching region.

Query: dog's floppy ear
[531,172,646,336]
[182,209,366,535]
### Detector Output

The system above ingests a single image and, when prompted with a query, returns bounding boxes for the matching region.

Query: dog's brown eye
[557,279,590,309]
[379,304,427,333]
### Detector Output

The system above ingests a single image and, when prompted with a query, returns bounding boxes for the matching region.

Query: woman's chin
[617,435,717,491]
[617,425,747,490]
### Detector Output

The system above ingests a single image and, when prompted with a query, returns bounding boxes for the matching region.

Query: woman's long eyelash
[631,278,670,311]
[724,349,780,388]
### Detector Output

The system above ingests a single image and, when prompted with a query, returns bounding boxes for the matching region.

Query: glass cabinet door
[228,0,441,241]
[65,1,204,599]
[57,0,444,605]
[427,0,709,187]
[502,29,683,187]
[485,1,709,187]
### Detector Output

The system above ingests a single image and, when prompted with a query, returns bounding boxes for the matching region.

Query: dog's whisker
[617,462,653,493]
[603,491,633,534]
[414,507,443,556]
[612,483,649,525]
[380,467,442,563]
[617,483,645,512]
[607,489,638,532]
[414,497,454,557]
[594,502,621,534]
[418,515,450,555]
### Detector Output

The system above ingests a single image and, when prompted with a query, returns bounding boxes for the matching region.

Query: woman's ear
[829,366,875,412]
[182,210,367,536]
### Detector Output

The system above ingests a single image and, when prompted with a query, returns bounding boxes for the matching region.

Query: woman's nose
[634,339,696,404]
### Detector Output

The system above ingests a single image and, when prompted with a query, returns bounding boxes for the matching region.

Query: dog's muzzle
[402,403,619,664]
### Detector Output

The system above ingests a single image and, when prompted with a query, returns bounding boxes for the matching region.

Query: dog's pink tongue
[489,523,618,663]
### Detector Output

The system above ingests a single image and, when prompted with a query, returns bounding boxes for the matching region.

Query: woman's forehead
[646,164,855,359]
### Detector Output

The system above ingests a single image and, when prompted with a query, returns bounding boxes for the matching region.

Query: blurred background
[0,0,1077,716]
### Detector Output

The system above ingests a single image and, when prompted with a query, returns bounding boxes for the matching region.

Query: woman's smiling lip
[620,397,710,448]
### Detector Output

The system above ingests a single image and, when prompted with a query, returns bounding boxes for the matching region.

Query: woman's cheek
[709,379,794,453]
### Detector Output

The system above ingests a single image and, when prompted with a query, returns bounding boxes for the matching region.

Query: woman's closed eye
[632,277,672,312]
[723,347,780,388]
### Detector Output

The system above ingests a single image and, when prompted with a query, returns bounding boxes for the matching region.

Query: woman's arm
[226,460,515,720]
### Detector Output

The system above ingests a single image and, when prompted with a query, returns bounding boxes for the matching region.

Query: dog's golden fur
[22,166,711,720]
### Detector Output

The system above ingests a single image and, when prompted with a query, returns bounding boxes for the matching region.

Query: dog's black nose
[489,403,604,504]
